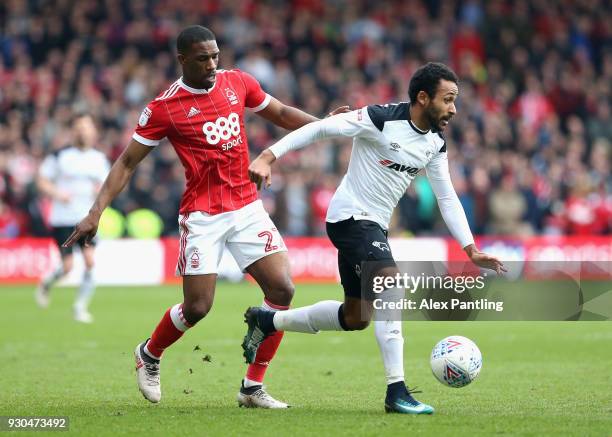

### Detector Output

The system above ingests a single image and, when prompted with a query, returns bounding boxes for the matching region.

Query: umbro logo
[390,142,400,152]
[379,159,420,175]
[187,107,200,118]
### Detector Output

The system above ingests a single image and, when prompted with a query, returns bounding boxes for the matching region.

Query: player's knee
[266,282,295,307]
[182,300,213,324]
[278,282,295,303]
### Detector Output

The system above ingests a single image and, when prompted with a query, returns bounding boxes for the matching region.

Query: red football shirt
[133,69,271,215]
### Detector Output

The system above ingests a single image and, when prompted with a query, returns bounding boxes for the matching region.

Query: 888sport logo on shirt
[202,112,243,150]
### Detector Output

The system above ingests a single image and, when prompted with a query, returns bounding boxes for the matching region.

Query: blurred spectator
[0,0,610,238]
[0,198,22,237]
[587,100,612,142]
[561,173,610,235]
[489,174,533,236]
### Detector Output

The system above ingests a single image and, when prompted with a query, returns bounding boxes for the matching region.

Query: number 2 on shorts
[258,228,279,253]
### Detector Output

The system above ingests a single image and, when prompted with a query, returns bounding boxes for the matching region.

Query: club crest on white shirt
[139,107,152,127]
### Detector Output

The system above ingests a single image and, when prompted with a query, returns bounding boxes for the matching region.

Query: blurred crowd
[0,0,610,239]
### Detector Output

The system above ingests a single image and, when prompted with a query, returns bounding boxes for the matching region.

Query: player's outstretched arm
[256,96,350,130]
[249,107,375,189]
[248,108,366,189]
[426,153,506,274]
[62,139,153,247]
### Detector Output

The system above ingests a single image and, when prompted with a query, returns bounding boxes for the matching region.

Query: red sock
[146,303,192,359]
[245,299,289,383]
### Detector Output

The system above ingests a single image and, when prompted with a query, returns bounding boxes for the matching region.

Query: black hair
[408,62,458,102]
[176,25,216,54]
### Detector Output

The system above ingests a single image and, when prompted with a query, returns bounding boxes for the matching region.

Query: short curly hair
[408,62,458,102]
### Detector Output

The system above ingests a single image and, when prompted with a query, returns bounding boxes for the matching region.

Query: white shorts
[176,200,287,275]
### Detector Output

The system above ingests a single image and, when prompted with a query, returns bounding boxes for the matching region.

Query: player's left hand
[248,151,275,190]
[327,105,351,117]
[468,250,507,275]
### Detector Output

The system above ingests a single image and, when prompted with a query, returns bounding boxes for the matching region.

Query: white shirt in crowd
[39,146,110,227]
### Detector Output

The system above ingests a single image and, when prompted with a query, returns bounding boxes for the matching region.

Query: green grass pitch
[1,283,611,436]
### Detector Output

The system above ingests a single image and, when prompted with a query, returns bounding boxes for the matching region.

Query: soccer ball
[430,336,482,388]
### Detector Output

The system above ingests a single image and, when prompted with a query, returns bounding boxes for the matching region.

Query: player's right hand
[62,213,100,247]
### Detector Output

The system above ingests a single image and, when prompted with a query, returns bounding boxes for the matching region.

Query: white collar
[408,119,429,134]
[178,77,216,94]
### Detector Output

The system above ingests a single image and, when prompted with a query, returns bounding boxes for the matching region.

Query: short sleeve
[239,71,271,112]
[39,155,58,180]
[133,103,169,147]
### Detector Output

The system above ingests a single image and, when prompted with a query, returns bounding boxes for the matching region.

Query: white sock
[273,300,343,333]
[374,287,405,385]
[75,269,95,310]
[42,265,65,289]
[375,319,405,384]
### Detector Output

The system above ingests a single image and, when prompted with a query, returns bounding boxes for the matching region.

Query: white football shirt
[269,103,474,248]
[39,146,110,227]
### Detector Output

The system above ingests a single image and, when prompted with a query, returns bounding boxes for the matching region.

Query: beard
[425,107,442,132]
[426,105,450,132]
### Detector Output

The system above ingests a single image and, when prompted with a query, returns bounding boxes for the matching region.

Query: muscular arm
[88,139,153,216]
[255,97,319,130]
[63,139,153,246]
